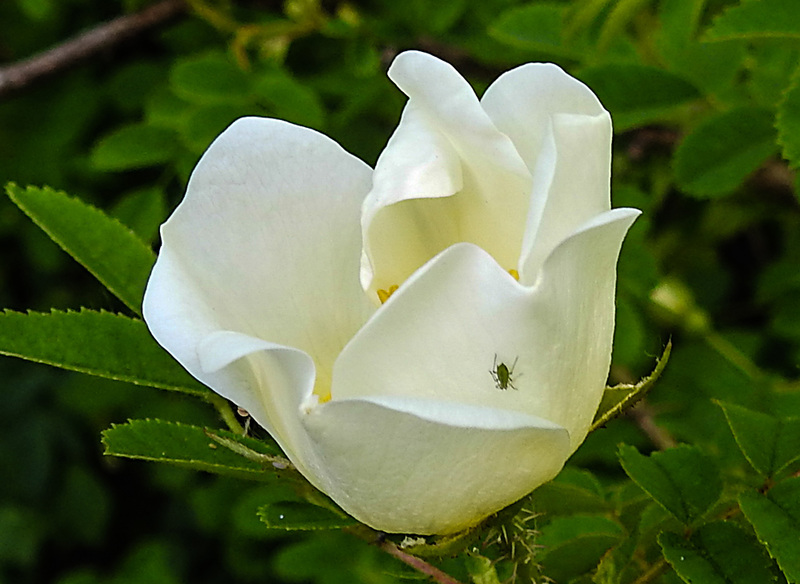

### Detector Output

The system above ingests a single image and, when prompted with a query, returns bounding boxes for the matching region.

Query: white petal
[480,62,607,174]
[302,395,570,534]
[361,51,531,295]
[520,112,613,282]
[336,207,639,452]
[143,117,374,453]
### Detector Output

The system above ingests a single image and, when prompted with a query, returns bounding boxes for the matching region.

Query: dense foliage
[1,1,799,583]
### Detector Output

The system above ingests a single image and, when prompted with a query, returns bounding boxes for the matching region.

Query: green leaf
[253,71,325,129]
[592,340,671,431]
[0,309,208,396]
[704,0,800,41]
[739,478,800,583]
[659,521,776,584]
[258,501,357,530]
[103,419,291,482]
[5,183,155,314]
[717,401,800,477]
[90,122,179,171]
[170,52,252,104]
[578,65,700,131]
[618,444,721,525]
[538,515,624,583]
[488,3,583,59]
[530,468,611,516]
[777,65,800,169]
[673,107,778,198]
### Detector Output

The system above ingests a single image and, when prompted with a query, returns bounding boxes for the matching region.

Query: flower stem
[205,392,244,434]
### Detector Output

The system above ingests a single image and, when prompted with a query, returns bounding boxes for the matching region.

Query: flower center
[377,284,399,304]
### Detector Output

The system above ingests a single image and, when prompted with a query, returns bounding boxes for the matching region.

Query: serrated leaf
[777,65,800,169]
[258,501,357,530]
[717,401,800,477]
[618,444,721,525]
[659,521,776,584]
[0,309,208,396]
[592,340,671,431]
[739,478,800,583]
[90,122,179,171]
[102,419,292,482]
[704,0,800,41]
[578,65,700,131]
[6,183,155,314]
[488,3,582,59]
[674,107,778,198]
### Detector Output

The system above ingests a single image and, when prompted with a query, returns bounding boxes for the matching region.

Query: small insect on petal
[490,355,519,390]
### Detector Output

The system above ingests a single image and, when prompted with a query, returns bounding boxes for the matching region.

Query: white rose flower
[143,50,640,535]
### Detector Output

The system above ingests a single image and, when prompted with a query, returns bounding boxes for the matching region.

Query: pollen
[508,269,519,281]
[377,284,399,304]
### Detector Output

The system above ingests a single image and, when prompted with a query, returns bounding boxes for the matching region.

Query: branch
[377,539,465,584]
[0,0,186,98]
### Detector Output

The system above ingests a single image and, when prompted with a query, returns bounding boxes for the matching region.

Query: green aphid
[490,355,518,390]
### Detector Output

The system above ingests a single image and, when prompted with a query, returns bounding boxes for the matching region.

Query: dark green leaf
[102,419,290,482]
[659,521,776,584]
[704,0,800,41]
[169,52,252,104]
[538,515,623,583]
[618,444,721,525]
[488,3,582,59]
[90,122,179,171]
[258,501,357,530]
[592,340,671,431]
[253,71,325,129]
[777,65,800,169]
[0,309,208,396]
[717,401,800,477]
[673,107,778,198]
[530,468,610,516]
[6,183,155,314]
[739,478,800,583]
[578,65,700,131]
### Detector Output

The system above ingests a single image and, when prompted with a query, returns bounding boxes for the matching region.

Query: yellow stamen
[377,284,399,304]
[318,393,332,404]
[509,269,520,281]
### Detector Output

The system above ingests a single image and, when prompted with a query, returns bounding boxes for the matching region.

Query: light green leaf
[90,122,179,171]
[258,501,357,530]
[673,107,778,198]
[739,478,800,583]
[578,65,700,131]
[717,401,800,477]
[102,419,291,482]
[659,521,776,584]
[704,0,800,41]
[0,309,208,397]
[592,340,671,431]
[777,65,800,169]
[618,444,721,525]
[6,183,155,314]
[488,3,583,59]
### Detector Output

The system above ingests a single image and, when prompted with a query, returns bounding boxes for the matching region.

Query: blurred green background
[1,0,799,583]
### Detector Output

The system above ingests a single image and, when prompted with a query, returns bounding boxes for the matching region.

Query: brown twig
[377,539,465,584]
[0,0,186,98]
[627,401,677,451]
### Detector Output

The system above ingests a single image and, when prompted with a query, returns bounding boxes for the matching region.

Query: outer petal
[302,396,570,534]
[361,51,531,295]
[143,117,374,460]
[335,207,639,452]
